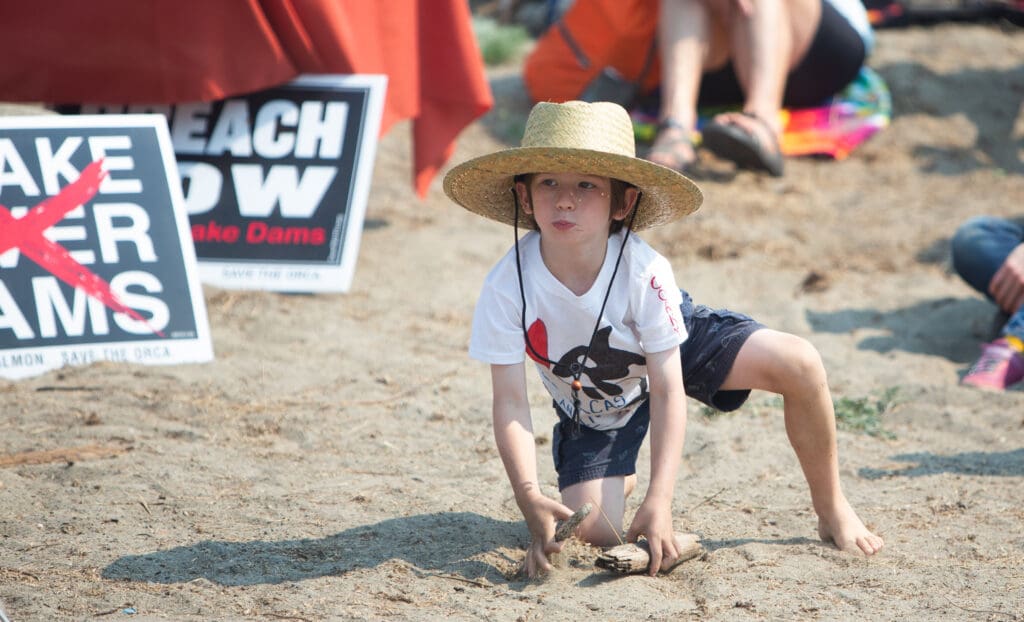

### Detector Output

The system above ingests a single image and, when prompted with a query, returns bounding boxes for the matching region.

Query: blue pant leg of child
[951,216,1024,297]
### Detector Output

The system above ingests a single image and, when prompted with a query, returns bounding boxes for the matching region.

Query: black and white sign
[0,115,213,379]
[68,75,387,293]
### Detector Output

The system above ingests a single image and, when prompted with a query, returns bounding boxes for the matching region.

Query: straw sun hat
[443,100,702,231]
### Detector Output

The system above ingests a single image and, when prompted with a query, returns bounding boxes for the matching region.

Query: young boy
[443,100,883,578]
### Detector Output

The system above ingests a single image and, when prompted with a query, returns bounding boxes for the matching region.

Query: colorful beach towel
[776,65,892,160]
[633,66,892,161]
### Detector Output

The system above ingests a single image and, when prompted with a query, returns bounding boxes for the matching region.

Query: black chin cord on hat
[511,187,641,433]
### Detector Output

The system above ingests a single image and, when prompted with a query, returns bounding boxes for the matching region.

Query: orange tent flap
[0,0,492,197]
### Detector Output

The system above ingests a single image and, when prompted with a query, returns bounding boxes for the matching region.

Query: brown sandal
[700,111,784,177]
[646,118,696,174]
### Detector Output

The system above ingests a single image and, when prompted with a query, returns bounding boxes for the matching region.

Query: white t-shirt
[470,229,687,431]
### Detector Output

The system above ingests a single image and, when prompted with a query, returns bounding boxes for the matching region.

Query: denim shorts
[551,289,763,490]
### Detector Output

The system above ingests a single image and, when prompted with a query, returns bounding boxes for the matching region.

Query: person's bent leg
[561,477,628,546]
[650,0,733,170]
[720,328,884,555]
[701,0,820,173]
[551,405,649,546]
[727,0,821,126]
[658,0,733,131]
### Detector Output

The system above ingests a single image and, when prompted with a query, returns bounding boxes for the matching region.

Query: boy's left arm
[626,345,688,576]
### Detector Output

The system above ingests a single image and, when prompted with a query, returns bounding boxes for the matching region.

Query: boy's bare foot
[817,498,884,556]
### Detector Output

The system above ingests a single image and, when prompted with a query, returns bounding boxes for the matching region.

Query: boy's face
[516,173,636,237]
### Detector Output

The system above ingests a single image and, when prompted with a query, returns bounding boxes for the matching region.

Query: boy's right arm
[490,363,574,577]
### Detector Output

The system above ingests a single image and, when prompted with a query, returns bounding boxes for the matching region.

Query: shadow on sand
[806,296,996,364]
[860,448,1024,479]
[103,512,522,587]
[875,60,1024,176]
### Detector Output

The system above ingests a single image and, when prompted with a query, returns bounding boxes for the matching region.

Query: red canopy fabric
[0,0,493,197]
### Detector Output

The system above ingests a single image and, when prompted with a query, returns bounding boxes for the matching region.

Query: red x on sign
[0,160,161,336]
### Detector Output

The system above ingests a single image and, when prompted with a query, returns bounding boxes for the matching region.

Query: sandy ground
[1,21,1023,622]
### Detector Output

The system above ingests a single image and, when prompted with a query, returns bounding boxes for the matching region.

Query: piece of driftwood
[0,444,128,468]
[595,532,702,574]
[554,502,592,542]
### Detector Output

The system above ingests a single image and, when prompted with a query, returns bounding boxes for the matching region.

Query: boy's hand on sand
[626,499,679,576]
[520,494,573,578]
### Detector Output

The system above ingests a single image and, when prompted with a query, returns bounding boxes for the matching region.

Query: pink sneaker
[961,338,1024,391]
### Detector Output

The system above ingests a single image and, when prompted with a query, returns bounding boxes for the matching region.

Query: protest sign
[0,115,213,380]
[67,75,387,293]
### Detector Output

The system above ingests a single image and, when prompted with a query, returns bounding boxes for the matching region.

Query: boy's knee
[773,335,827,390]
[578,520,623,548]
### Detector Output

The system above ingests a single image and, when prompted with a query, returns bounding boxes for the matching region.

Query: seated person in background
[951,216,1024,391]
[650,0,873,176]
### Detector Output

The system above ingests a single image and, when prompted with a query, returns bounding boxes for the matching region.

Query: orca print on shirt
[526,319,648,402]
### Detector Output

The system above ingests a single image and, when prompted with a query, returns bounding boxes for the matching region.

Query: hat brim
[443,146,702,231]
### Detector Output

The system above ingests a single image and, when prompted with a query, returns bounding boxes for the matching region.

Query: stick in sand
[554,502,592,542]
[0,444,128,468]
[595,532,703,574]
